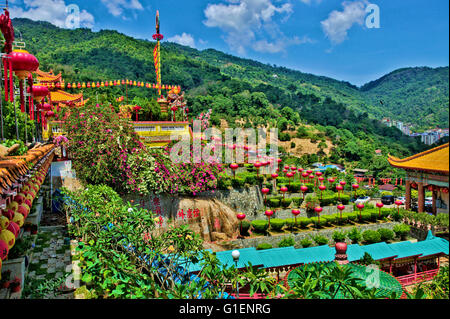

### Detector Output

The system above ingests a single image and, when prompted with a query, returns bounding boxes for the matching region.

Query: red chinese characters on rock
[177,208,201,220]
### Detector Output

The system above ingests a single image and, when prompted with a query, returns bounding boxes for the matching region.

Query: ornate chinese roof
[36,69,62,83]
[50,90,83,104]
[388,143,449,174]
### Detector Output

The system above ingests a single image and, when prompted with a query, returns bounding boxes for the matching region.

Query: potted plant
[9,277,21,293]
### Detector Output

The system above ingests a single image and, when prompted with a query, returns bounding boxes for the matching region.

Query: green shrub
[347,227,362,244]
[345,212,358,222]
[362,230,382,244]
[336,214,347,225]
[310,216,327,227]
[255,175,264,185]
[268,198,281,208]
[320,195,337,206]
[437,213,449,228]
[289,183,301,193]
[256,243,272,250]
[360,211,371,222]
[284,218,295,229]
[270,218,285,231]
[217,176,232,189]
[312,235,329,246]
[390,208,403,222]
[252,220,269,233]
[370,210,379,221]
[299,217,311,228]
[340,194,350,205]
[240,220,251,236]
[245,163,255,172]
[231,177,245,189]
[278,237,296,248]
[380,209,390,219]
[377,228,395,241]
[325,214,337,225]
[332,230,347,243]
[243,174,256,185]
[300,238,312,248]
[393,224,410,240]
[291,197,303,206]
[281,198,292,208]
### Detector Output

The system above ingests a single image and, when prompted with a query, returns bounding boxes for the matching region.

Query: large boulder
[173,198,240,242]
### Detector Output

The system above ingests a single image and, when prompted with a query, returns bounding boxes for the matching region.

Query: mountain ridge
[9,18,449,130]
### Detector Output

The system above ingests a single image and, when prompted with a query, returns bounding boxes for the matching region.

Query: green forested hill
[360,67,449,130]
[6,18,441,170]
[12,18,448,131]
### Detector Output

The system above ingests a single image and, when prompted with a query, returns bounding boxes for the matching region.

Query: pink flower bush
[66,103,223,196]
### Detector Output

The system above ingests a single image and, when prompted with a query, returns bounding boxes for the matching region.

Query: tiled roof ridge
[388,143,449,164]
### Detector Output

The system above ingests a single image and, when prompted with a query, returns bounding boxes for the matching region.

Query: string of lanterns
[39,79,181,92]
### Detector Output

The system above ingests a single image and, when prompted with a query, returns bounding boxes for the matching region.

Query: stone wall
[223,221,401,250]
[122,186,264,220]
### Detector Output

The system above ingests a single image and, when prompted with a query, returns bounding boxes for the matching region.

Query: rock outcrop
[174,198,240,242]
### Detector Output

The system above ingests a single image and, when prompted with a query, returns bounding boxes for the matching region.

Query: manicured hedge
[393,224,410,240]
[240,220,251,236]
[299,217,311,228]
[268,198,281,208]
[281,198,292,208]
[377,228,395,241]
[256,243,272,250]
[362,230,382,244]
[252,220,269,233]
[270,218,285,231]
[360,211,371,222]
[231,177,245,189]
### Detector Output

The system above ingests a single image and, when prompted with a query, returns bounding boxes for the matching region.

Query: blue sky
[9,0,449,86]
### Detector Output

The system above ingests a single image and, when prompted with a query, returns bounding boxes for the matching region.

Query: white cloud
[204,0,302,54]
[321,1,367,45]
[100,0,144,17]
[168,33,196,48]
[10,0,95,28]
[299,0,323,4]
[252,35,315,53]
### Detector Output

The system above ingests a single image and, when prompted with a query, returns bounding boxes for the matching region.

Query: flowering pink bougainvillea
[65,103,223,196]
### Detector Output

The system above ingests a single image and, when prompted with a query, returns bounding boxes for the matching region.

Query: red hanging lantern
[337,204,345,220]
[254,162,262,177]
[376,202,384,218]
[356,203,364,220]
[291,209,300,225]
[314,206,323,227]
[236,213,246,235]
[265,210,274,228]
[280,186,288,199]
[261,187,270,206]
[9,49,39,112]
[230,163,239,178]
[318,184,326,199]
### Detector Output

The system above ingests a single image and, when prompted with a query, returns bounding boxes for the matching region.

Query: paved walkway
[22,226,74,299]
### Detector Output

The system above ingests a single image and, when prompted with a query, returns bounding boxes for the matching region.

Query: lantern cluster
[40,80,181,92]
[1,146,54,274]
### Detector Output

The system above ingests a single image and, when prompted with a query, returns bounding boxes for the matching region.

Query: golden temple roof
[36,69,62,83]
[50,90,83,103]
[388,143,449,174]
